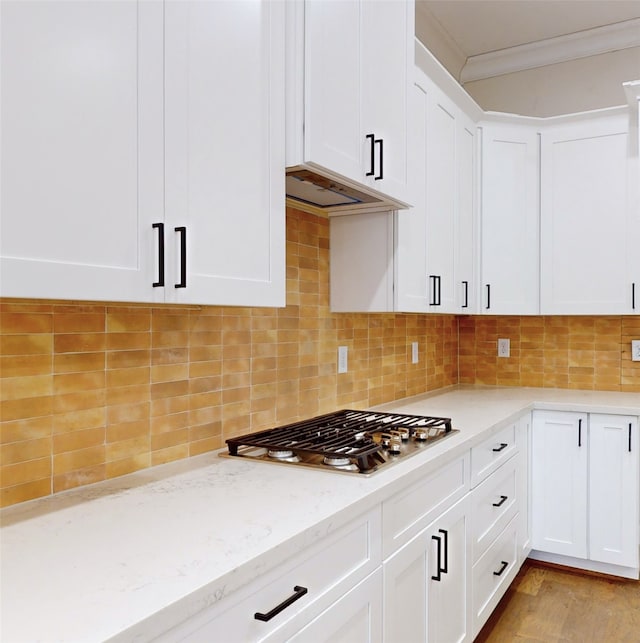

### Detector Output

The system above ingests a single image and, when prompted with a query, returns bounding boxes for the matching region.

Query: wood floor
[474,560,640,642]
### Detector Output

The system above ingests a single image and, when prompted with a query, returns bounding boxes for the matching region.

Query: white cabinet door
[425,85,457,313]
[589,414,639,569]
[394,69,477,314]
[426,495,470,643]
[360,0,412,204]
[164,0,285,307]
[531,411,588,558]
[457,113,478,313]
[0,0,163,303]
[301,0,412,206]
[383,495,470,643]
[540,112,634,314]
[480,123,540,314]
[289,570,382,643]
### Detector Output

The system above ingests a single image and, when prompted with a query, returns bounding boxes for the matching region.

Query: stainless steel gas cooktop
[222,409,458,475]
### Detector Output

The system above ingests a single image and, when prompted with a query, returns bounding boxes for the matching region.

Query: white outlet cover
[632,340,640,362]
[497,338,510,358]
[411,342,419,364]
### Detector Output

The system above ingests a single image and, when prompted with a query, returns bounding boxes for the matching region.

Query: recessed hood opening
[285,166,409,216]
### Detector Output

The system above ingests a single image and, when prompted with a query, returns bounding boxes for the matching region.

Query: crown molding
[461,18,640,84]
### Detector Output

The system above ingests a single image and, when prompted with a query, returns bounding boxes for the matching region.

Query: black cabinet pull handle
[492,495,508,507]
[462,281,469,308]
[493,560,509,577]
[578,418,582,447]
[375,137,383,180]
[152,222,165,287]
[486,284,491,310]
[431,534,443,581]
[254,585,308,622]
[629,423,633,453]
[633,283,636,310]
[366,133,375,177]
[492,442,508,453]
[429,276,442,306]
[439,528,448,574]
[174,226,187,289]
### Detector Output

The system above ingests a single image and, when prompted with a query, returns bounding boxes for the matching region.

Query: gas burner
[268,449,294,459]
[323,455,352,467]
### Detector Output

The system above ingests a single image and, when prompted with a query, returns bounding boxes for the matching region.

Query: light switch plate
[411,342,419,364]
[338,346,348,373]
[632,340,640,362]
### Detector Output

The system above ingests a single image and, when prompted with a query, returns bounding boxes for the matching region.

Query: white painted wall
[463,47,640,117]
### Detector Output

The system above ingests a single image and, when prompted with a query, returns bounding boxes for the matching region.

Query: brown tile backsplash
[1,208,639,507]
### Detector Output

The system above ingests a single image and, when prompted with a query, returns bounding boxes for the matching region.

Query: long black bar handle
[375,137,384,180]
[629,423,633,453]
[439,528,448,574]
[254,586,308,622]
[486,284,491,310]
[366,134,375,177]
[633,283,636,310]
[493,561,509,577]
[437,275,442,306]
[578,418,582,447]
[492,442,508,453]
[462,281,469,308]
[431,534,443,581]
[493,495,508,507]
[175,226,187,289]
[152,222,165,287]
[429,276,436,306]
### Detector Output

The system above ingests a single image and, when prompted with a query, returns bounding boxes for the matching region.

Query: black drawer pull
[629,423,633,453]
[578,418,582,448]
[492,442,508,453]
[254,586,308,622]
[492,495,508,507]
[493,560,509,577]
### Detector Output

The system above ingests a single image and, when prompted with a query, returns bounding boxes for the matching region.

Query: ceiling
[416,0,640,82]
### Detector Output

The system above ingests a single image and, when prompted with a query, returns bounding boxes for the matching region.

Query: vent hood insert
[285,167,409,215]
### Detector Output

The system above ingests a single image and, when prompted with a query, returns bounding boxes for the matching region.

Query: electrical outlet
[411,342,419,364]
[497,338,510,358]
[338,346,348,373]
[632,340,640,362]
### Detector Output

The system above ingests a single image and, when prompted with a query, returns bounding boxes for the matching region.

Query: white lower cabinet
[531,410,640,578]
[156,507,382,643]
[383,495,470,643]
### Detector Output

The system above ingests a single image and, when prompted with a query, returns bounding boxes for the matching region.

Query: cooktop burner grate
[224,409,455,475]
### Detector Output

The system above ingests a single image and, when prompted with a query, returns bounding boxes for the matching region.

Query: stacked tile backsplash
[2,207,639,507]
[0,208,458,507]
[459,315,640,391]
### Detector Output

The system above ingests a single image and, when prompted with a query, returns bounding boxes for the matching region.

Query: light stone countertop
[1,386,638,642]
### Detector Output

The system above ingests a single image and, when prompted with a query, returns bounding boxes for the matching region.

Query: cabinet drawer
[158,507,381,642]
[471,455,518,562]
[472,514,519,638]
[471,423,517,486]
[382,453,470,558]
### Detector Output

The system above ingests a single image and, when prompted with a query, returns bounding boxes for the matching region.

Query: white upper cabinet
[395,70,477,314]
[480,122,540,315]
[164,0,285,307]
[0,0,285,307]
[287,0,414,208]
[540,110,637,314]
[0,0,163,303]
